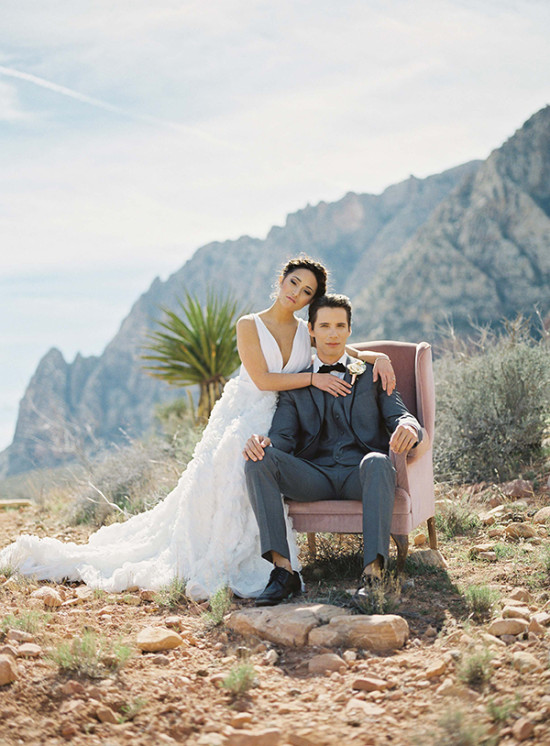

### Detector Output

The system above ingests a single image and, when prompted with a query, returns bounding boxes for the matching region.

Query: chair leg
[427,516,438,550]
[307,532,317,557]
[392,534,409,572]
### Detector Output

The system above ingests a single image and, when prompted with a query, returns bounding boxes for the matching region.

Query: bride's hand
[373,357,396,395]
[312,373,352,397]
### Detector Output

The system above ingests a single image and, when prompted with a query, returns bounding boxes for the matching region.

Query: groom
[243,293,422,606]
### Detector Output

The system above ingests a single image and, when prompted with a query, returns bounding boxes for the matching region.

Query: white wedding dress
[0,316,312,600]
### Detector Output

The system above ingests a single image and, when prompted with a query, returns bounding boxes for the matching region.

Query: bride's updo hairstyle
[279,257,328,301]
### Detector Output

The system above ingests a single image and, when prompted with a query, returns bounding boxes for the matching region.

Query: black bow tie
[318,362,346,374]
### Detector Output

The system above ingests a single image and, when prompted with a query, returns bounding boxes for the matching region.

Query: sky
[1,0,550,452]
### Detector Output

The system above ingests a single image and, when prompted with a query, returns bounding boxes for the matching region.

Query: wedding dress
[0,315,312,600]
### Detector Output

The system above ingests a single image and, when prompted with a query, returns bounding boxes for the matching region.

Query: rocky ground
[1,477,550,746]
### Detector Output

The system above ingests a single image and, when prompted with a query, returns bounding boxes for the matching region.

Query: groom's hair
[308,294,352,328]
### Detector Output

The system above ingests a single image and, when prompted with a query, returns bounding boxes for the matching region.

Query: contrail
[0,64,237,149]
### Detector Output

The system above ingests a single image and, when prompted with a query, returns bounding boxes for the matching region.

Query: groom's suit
[245,355,422,568]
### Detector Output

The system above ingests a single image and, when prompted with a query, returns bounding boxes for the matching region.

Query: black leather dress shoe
[255,566,301,607]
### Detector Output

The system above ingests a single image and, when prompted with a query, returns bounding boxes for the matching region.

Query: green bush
[463,584,500,620]
[435,500,480,538]
[434,319,550,483]
[222,663,256,696]
[48,630,132,677]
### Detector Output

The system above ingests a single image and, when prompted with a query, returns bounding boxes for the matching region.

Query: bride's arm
[237,317,352,397]
[346,344,396,395]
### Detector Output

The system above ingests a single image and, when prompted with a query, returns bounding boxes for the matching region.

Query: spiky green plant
[222,663,256,696]
[142,290,243,423]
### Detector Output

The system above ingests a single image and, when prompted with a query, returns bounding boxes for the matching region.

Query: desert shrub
[203,586,232,628]
[154,576,188,608]
[1,610,51,636]
[486,695,520,724]
[69,427,201,526]
[457,647,493,689]
[434,319,550,483]
[48,630,132,677]
[222,663,256,696]
[434,708,492,746]
[463,584,500,620]
[435,499,481,538]
[300,533,363,581]
[352,572,401,615]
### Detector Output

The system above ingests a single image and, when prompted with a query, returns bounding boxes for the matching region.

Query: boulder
[502,605,530,621]
[487,618,529,637]
[223,728,282,746]
[227,604,351,647]
[308,614,409,652]
[31,586,63,608]
[501,479,533,498]
[136,627,184,652]
[17,643,42,658]
[0,655,18,686]
[508,588,531,602]
[533,506,550,523]
[512,717,535,741]
[405,549,448,568]
[308,653,347,674]
[6,629,33,644]
[512,651,543,673]
[505,522,536,540]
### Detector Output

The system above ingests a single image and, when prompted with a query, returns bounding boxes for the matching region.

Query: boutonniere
[347,359,366,385]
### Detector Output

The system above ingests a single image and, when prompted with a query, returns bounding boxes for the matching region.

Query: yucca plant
[142,291,242,423]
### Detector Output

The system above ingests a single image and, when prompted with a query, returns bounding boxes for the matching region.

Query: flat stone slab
[227,603,352,647]
[309,614,409,651]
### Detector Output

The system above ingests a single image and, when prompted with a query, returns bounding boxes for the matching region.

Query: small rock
[424,625,437,638]
[512,651,543,673]
[342,650,357,663]
[478,551,497,561]
[287,732,318,746]
[406,549,448,569]
[508,588,531,602]
[122,594,141,606]
[95,704,119,724]
[502,605,530,621]
[471,543,496,554]
[0,655,18,686]
[262,649,279,666]
[345,698,384,719]
[136,627,184,652]
[487,618,529,637]
[501,634,517,645]
[150,654,171,665]
[425,657,451,678]
[479,633,506,647]
[230,713,253,729]
[75,586,95,602]
[17,643,42,658]
[6,629,33,643]
[210,673,227,688]
[224,728,282,746]
[308,653,347,674]
[60,722,78,739]
[512,717,534,741]
[352,675,388,692]
[164,616,182,630]
[31,586,63,608]
[0,644,18,658]
[140,589,157,602]
[487,528,505,538]
[61,680,85,696]
[501,479,533,498]
[533,506,550,524]
[413,533,427,546]
[528,618,546,636]
[505,522,536,540]
[531,611,550,627]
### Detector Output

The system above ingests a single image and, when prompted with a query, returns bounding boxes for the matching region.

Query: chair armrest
[407,426,430,462]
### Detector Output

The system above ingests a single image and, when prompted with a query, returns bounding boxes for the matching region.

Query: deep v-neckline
[255,315,300,370]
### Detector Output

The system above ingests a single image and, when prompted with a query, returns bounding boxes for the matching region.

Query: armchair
[286,340,437,569]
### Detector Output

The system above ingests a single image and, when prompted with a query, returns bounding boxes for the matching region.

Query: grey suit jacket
[268,355,421,460]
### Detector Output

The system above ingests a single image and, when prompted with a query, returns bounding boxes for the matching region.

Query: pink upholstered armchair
[286,341,437,569]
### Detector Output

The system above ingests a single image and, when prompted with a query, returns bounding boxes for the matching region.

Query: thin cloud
[0,65,238,150]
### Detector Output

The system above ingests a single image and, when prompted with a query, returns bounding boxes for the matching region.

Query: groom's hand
[243,434,272,461]
[389,424,418,454]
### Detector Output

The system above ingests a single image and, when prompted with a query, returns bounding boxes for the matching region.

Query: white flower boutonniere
[347,359,367,385]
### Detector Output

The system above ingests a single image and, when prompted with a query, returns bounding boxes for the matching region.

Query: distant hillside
[353,106,550,340]
[1,161,479,476]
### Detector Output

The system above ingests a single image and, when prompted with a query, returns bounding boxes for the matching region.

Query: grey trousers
[245,448,396,569]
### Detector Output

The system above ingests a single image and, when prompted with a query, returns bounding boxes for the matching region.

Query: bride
[0,257,396,600]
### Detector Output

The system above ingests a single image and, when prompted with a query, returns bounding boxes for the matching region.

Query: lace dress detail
[0,316,312,600]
